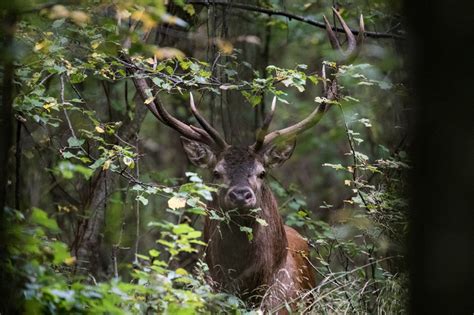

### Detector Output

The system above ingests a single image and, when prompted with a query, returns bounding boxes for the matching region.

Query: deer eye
[212,170,222,179]
[258,171,266,179]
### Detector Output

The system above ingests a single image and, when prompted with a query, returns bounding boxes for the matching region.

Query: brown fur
[180,142,315,312]
[202,147,315,313]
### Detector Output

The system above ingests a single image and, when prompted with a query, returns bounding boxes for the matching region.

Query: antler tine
[122,51,227,148]
[323,15,342,51]
[324,8,364,59]
[151,91,215,145]
[189,93,228,149]
[255,11,363,150]
[259,74,332,149]
[322,63,328,93]
[332,7,357,55]
[130,73,216,146]
[253,96,277,151]
[357,14,365,46]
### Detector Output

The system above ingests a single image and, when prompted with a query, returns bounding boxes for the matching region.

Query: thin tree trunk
[72,95,148,278]
[0,9,21,314]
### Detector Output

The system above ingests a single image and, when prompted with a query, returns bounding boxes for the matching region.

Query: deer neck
[205,183,288,294]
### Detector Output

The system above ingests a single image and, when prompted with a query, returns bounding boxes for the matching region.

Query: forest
[0,0,472,314]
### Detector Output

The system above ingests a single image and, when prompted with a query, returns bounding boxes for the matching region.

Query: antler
[189,93,228,148]
[323,8,365,62]
[123,55,228,150]
[252,8,364,151]
[253,96,277,151]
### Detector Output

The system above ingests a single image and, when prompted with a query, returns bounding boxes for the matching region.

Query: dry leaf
[168,196,186,210]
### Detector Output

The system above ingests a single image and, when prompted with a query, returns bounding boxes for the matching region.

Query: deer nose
[228,187,255,207]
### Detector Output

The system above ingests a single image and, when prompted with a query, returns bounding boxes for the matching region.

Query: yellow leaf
[91,41,100,49]
[183,4,195,16]
[131,10,156,30]
[145,58,155,65]
[95,126,105,133]
[168,196,186,210]
[70,10,90,26]
[34,41,47,52]
[144,96,155,104]
[64,256,76,266]
[215,39,233,55]
[49,5,69,19]
[175,268,188,276]
[153,47,185,60]
[43,102,57,112]
[116,9,131,20]
[344,180,351,186]
[103,159,112,170]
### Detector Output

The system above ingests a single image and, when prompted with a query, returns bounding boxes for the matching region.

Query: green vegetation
[1,0,408,313]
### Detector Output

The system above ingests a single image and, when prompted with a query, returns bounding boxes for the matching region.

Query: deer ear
[181,137,216,169]
[262,138,296,168]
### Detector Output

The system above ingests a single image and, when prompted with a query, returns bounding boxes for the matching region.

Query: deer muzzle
[225,186,256,209]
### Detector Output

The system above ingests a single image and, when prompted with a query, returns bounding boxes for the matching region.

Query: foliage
[9,183,244,314]
[2,0,408,313]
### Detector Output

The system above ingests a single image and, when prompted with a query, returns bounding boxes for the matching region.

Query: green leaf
[30,208,59,232]
[183,4,195,16]
[67,137,85,148]
[52,19,65,29]
[62,151,76,159]
[239,226,253,241]
[135,253,150,261]
[149,249,160,257]
[137,195,149,206]
[123,156,135,168]
[57,161,93,179]
[51,241,71,264]
[322,163,346,171]
[172,224,194,235]
[186,231,202,239]
[89,158,106,170]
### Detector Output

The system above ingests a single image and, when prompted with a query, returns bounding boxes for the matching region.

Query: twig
[134,135,140,262]
[187,0,404,40]
[112,220,125,278]
[60,74,77,139]
[15,119,22,210]
[338,104,369,209]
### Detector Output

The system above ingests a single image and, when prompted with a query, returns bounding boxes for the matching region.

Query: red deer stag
[127,8,363,313]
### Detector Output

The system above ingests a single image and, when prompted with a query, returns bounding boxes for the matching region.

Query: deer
[125,8,364,313]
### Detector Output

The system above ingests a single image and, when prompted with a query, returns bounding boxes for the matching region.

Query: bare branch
[187,0,404,40]
[60,74,77,139]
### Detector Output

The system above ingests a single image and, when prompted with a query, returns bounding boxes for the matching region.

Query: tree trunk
[72,96,148,279]
[0,9,22,314]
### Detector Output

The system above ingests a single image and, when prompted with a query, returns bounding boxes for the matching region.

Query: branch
[187,0,404,40]
[20,0,76,14]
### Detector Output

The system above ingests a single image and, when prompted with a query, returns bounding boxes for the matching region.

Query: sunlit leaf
[168,196,187,210]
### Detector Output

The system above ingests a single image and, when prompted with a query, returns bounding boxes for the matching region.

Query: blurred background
[1,0,471,314]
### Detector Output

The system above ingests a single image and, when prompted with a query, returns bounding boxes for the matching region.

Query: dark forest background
[0,0,473,314]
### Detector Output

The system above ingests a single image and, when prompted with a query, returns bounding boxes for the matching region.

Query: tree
[0,0,412,313]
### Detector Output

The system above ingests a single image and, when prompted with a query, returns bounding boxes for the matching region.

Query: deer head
[127,8,364,215]
[181,108,297,213]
